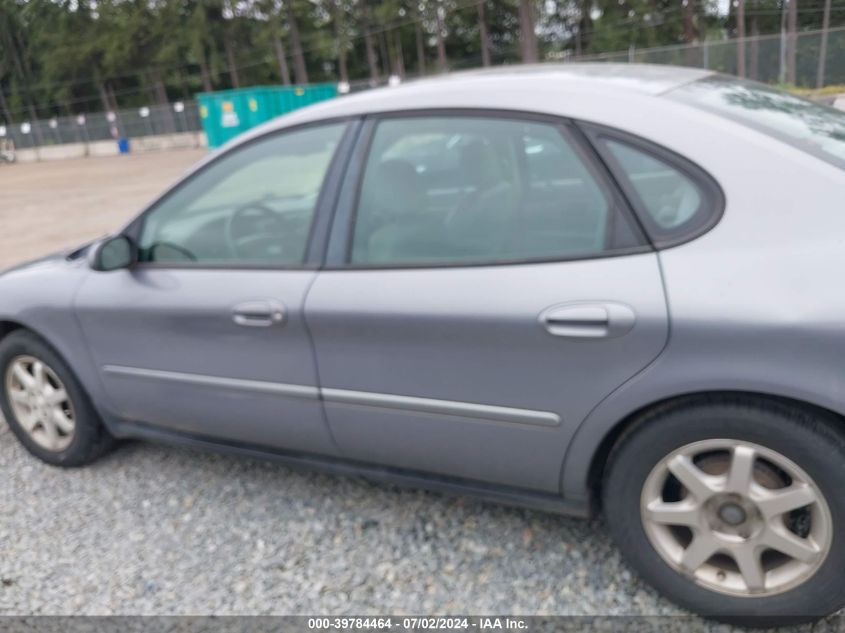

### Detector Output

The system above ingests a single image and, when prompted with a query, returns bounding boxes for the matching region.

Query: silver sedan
[2,64,845,623]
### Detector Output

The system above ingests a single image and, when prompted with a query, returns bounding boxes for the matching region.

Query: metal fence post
[77,114,90,157]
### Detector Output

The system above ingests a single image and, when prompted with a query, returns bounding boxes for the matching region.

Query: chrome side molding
[103,365,562,427]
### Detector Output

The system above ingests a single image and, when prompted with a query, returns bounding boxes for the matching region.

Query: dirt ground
[0,149,207,270]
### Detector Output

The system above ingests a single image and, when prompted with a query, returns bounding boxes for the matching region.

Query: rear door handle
[540,302,636,338]
[232,301,286,327]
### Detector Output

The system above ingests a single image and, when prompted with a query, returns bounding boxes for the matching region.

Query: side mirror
[89,235,137,272]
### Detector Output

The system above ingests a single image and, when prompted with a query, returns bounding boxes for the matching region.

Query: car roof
[233,63,715,145]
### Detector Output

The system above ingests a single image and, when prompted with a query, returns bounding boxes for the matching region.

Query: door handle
[540,302,636,339]
[231,301,286,327]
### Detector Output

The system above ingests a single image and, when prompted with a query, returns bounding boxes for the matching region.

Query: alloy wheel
[641,438,832,597]
[4,355,75,452]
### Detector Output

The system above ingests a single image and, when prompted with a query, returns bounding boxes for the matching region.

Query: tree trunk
[198,49,213,92]
[365,28,380,81]
[287,2,309,84]
[0,81,13,124]
[393,30,405,77]
[361,3,380,83]
[273,34,292,85]
[786,0,797,85]
[334,1,348,83]
[750,15,760,80]
[379,29,391,76]
[435,3,448,72]
[519,0,538,63]
[478,1,491,66]
[224,36,240,88]
[816,0,832,88]
[107,83,120,114]
[8,33,44,146]
[98,82,112,116]
[415,23,426,76]
[684,0,698,67]
[736,0,746,77]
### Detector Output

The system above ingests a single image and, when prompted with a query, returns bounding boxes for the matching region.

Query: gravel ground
[0,149,205,270]
[0,417,677,615]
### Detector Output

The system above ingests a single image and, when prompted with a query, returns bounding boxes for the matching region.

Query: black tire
[0,329,114,466]
[602,395,845,626]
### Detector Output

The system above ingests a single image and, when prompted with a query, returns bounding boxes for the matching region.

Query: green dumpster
[197,83,338,148]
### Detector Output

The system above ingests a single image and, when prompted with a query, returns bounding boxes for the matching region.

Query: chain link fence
[1,101,202,152]
[575,26,845,89]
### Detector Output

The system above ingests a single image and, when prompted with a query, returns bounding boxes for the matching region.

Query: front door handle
[540,302,636,338]
[232,301,286,327]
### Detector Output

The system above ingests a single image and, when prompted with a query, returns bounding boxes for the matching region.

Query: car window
[139,123,345,266]
[604,140,702,230]
[350,116,643,266]
[669,75,845,171]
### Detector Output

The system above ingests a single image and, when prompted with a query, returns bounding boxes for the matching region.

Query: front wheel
[603,396,845,624]
[0,330,114,466]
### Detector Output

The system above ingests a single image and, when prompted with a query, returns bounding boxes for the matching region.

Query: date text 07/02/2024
[307,617,529,630]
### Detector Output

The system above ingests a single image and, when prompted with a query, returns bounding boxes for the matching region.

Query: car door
[75,120,355,455]
[305,112,670,493]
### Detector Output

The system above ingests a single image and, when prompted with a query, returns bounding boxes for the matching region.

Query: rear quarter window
[580,123,724,248]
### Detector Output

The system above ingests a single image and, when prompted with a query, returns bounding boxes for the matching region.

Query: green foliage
[0,0,840,122]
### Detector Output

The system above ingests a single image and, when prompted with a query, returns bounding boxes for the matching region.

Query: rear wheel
[603,397,845,624]
[0,330,113,466]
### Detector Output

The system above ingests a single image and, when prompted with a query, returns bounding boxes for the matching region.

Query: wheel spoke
[44,386,67,406]
[726,445,756,495]
[681,533,720,572]
[761,526,821,564]
[17,409,39,432]
[645,499,700,527]
[732,546,766,593]
[12,363,34,389]
[32,361,46,390]
[51,408,74,434]
[9,388,29,405]
[667,455,716,500]
[756,484,817,519]
[39,416,59,450]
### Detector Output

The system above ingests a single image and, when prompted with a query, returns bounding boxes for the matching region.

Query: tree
[478,0,491,66]
[737,0,745,77]
[786,0,797,84]
[287,1,309,84]
[816,0,832,87]
[435,1,449,71]
[518,0,538,62]
[360,2,381,82]
[334,0,350,83]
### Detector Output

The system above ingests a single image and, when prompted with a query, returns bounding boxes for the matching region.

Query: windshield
[668,75,845,171]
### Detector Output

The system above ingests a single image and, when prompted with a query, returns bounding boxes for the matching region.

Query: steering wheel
[224,202,290,261]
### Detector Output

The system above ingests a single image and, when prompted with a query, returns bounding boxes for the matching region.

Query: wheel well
[587,390,845,507]
[0,320,23,342]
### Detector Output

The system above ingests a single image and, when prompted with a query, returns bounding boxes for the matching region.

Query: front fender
[0,255,109,428]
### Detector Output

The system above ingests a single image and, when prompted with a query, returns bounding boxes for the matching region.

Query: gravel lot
[0,152,821,626]
[0,149,205,270]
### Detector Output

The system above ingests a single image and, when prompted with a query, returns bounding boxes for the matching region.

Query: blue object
[117,137,130,154]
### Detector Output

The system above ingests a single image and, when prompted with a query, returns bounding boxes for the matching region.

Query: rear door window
[349,115,646,266]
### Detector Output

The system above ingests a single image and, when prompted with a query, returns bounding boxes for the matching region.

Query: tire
[602,395,845,625]
[0,329,113,466]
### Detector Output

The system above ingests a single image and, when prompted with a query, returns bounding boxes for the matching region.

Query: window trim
[577,122,725,249]
[323,108,653,271]
[122,116,360,271]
